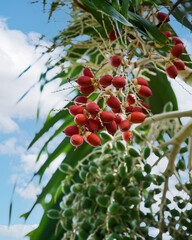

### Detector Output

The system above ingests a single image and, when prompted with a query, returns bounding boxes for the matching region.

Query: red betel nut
[111,108,122,113]
[70,134,84,146]
[136,85,152,98]
[100,111,115,123]
[165,62,178,79]
[74,96,89,106]
[156,12,170,22]
[74,114,87,126]
[119,120,131,132]
[106,95,121,109]
[171,37,183,45]
[83,67,94,78]
[69,105,84,116]
[76,76,92,87]
[115,115,122,124]
[132,78,149,86]
[171,43,184,58]
[63,125,79,137]
[108,29,119,41]
[133,107,143,112]
[127,94,136,105]
[94,118,104,131]
[110,56,122,67]
[105,121,117,136]
[123,131,134,142]
[84,132,101,147]
[140,102,150,114]
[86,118,99,132]
[173,58,185,70]
[162,31,172,37]
[126,106,134,114]
[79,85,95,95]
[86,102,100,115]
[99,75,113,88]
[112,76,126,88]
[128,112,146,123]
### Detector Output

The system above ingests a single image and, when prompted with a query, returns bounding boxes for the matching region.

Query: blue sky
[0,1,192,240]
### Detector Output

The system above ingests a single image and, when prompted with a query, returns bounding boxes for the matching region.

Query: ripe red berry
[83,67,94,78]
[108,29,119,41]
[94,118,104,131]
[128,112,146,123]
[171,37,183,45]
[79,86,95,95]
[84,132,101,147]
[173,58,185,70]
[99,75,113,88]
[112,76,126,88]
[105,121,117,136]
[119,120,131,132]
[70,134,84,146]
[133,107,143,112]
[136,85,152,98]
[115,115,122,124]
[74,96,89,105]
[132,78,149,86]
[111,108,122,113]
[86,118,99,132]
[140,102,150,114]
[76,76,92,87]
[69,105,84,116]
[100,111,115,123]
[156,12,170,23]
[110,55,122,67]
[162,31,172,37]
[123,131,134,142]
[86,102,100,115]
[106,95,121,109]
[126,106,134,114]
[171,43,184,58]
[165,62,178,79]
[127,94,136,105]
[63,125,79,137]
[74,114,87,126]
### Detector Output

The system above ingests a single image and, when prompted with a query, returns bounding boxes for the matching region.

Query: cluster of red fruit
[63,58,152,147]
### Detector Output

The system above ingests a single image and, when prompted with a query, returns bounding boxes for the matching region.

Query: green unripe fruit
[144,147,151,159]
[61,181,71,194]
[108,216,118,229]
[163,101,173,112]
[124,156,133,171]
[178,201,186,209]
[130,197,140,206]
[115,140,126,151]
[128,187,139,197]
[180,146,188,154]
[114,224,124,233]
[105,183,115,194]
[81,220,92,231]
[118,163,127,178]
[156,175,165,185]
[106,233,121,240]
[60,218,72,231]
[47,209,60,219]
[104,173,115,183]
[96,195,110,207]
[176,158,186,171]
[181,217,191,228]
[133,170,144,182]
[114,191,124,203]
[108,202,119,214]
[71,183,82,193]
[170,209,180,217]
[89,166,98,174]
[122,197,130,206]
[94,218,104,228]
[144,164,151,173]
[64,193,75,206]
[146,213,153,220]
[142,181,151,188]
[129,147,140,157]
[82,197,92,209]
[82,165,89,171]
[62,208,73,218]
[144,199,153,208]
[88,184,98,198]
[145,174,154,182]
[100,131,113,141]
[100,166,108,173]
[79,170,87,181]
[78,229,89,240]
[59,163,73,174]
[120,178,129,187]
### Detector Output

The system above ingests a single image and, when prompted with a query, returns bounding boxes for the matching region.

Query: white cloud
[0,224,37,240]
[16,182,41,200]
[0,137,25,155]
[0,18,65,133]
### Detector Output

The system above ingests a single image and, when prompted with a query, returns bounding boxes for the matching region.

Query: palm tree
[22,1,192,239]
